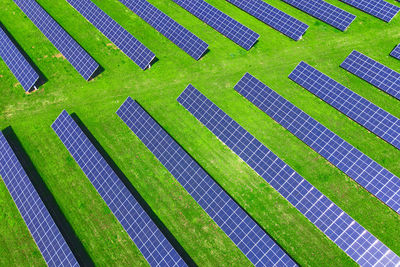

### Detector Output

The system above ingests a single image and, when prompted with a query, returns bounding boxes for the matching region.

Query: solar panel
[51,110,186,266]
[177,85,400,266]
[226,0,309,41]
[117,0,208,60]
[289,62,400,150]
[116,97,296,266]
[66,0,155,70]
[390,43,400,60]
[235,72,400,214]
[171,0,259,50]
[13,0,99,80]
[341,50,400,100]
[0,132,78,266]
[280,0,356,31]
[339,0,400,22]
[0,26,39,92]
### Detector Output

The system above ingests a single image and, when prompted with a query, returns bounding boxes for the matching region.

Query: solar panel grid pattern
[226,0,309,40]
[0,132,78,267]
[51,111,186,267]
[66,0,155,70]
[0,26,39,91]
[177,85,400,266]
[341,50,400,100]
[13,0,99,80]
[339,0,400,22]
[391,44,400,60]
[171,0,259,50]
[280,0,356,31]
[235,73,400,214]
[118,0,208,60]
[116,97,296,267]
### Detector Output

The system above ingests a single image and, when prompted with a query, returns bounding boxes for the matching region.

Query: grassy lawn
[0,0,399,265]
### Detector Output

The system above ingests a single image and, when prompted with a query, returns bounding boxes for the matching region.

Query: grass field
[1,0,400,265]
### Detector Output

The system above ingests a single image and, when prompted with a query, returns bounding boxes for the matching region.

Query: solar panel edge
[339,0,400,22]
[391,44,400,60]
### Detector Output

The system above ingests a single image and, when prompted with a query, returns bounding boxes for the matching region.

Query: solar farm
[0,0,399,266]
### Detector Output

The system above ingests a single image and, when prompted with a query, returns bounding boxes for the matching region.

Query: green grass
[0,0,400,265]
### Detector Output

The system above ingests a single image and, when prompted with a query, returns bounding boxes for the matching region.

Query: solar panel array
[280,0,356,31]
[0,132,78,266]
[289,62,400,150]
[339,0,400,22]
[227,0,308,41]
[116,97,296,266]
[171,0,259,50]
[13,0,99,80]
[51,110,186,267]
[66,0,155,70]
[341,50,400,100]
[177,85,400,266]
[0,26,39,92]
[391,44,400,60]
[235,72,400,214]
[118,0,208,60]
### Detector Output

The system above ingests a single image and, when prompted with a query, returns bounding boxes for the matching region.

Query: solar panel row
[235,72,400,214]
[339,0,400,22]
[66,0,155,70]
[390,43,400,60]
[0,132,79,266]
[226,0,309,41]
[177,85,400,266]
[13,0,99,80]
[118,0,208,60]
[171,0,259,50]
[51,110,187,266]
[341,50,400,100]
[280,0,356,31]
[116,97,296,266]
[0,25,39,92]
[289,62,400,150]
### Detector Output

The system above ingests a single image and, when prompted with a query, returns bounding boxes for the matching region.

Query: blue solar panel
[390,43,400,60]
[13,0,99,80]
[226,0,309,41]
[118,0,208,60]
[66,0,155,70]
[235,72,400,214]
[280,0,356,31]
[177,85,400,266]
[0,26,39,92]
[339,0,400,22]
[0,132,78,266]
[341,50,400,101]
[51,110,186,267]
[171,0,259,50]
[116,97,296,266]
[289,62,400,150]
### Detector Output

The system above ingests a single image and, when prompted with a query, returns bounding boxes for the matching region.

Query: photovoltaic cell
[117,97,296,267]
[280,0,356,31]
[66,0,155,70]
[0,132,78,266]
[235,72,400,214]
[177,85,400,266]
[289,62,400,150]
[341,50,400,100]
[391,44,400,60]
[13,0,99,80]
[339,0,400,22]
[226,0,309,41]
[0,26,39,92]
[118,0,208,60]
[51,110,186,267]
[171,0,259,50]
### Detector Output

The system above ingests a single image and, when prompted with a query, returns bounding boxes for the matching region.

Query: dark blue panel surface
[13,0,99,80]
[117,97,296,267]
[289,61,400,150]
[0,132,78,267]
[51,110,186,267]
[177,84,400,266]
[171,0,259,50]
[390,43,400,60]
[67,0,155,70]
[340,0,399,22]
